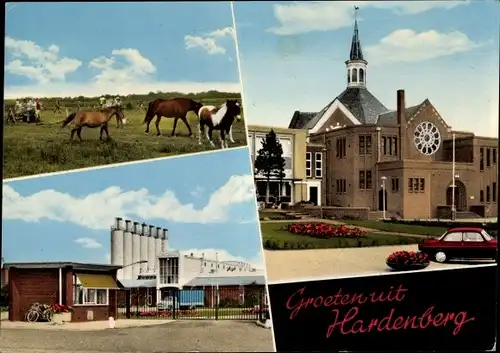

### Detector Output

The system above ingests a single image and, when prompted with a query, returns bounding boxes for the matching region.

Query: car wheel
[435,251,447,263]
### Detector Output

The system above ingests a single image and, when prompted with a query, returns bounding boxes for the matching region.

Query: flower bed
[386,251,430,271]
[287,223,367,239]
[51,304,72,313]
[242,307,269,314]
[138,309,198,317]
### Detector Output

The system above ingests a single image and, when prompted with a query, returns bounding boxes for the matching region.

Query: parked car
[418,227,497,263]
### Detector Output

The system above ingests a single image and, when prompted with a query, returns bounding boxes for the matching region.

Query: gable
[310,99,361,134]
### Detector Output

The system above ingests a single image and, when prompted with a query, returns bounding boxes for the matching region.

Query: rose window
[413,121,441,156]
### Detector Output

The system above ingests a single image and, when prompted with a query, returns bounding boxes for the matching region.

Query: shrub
[386,251,430,265]
[51,303,72,313]
[287,223,367,239]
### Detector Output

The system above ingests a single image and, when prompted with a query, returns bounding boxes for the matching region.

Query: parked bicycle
[25,302,53,322]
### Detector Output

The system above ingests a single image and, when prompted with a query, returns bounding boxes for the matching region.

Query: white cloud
[75,237,103,249]
[105,252,111,263]
[4,36,82,82]
[2,174,256,229]
[267,1,468,35]
[185,26,235,55]
[365,29,482,63]
[4,38,240,99]
[190,185,205,198]
[178,248,264,270]
[89,48,156,84]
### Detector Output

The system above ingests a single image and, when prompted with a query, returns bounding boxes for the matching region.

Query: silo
[147,225,155,273]
[110,218,124,268]
[140,223,148,274]
[131,222,141,280]
[154,227,162,262]
[161,229,169,253]
[123,220,133,280]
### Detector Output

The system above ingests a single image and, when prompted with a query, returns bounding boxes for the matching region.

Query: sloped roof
[376,102,424,126]
[288,87,389,129]
[184,275,266,287]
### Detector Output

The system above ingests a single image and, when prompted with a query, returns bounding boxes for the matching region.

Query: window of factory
[480,148,484,171]
[487,148,491,167]
[159,257,179,285]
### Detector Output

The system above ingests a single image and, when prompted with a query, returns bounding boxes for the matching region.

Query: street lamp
[451,173,460,221]
[122,260,148,269]
[451,133,456,221]
[381,176,387,220]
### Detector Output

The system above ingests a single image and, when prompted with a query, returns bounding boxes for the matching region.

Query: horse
[143,98,203,137]
[61,106,125,141]
[197,99,242,149]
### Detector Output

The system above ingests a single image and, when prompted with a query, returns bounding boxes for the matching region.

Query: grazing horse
[143,98,203,137]
[61,106,125,141]
[197,99,242,149]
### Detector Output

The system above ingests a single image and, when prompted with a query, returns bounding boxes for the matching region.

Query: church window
[352,68,358,83]
[348,69,351,83]
[359,68,365,83]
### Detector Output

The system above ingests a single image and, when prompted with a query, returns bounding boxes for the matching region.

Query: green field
[3,92,246,179]
[261,221,423,250]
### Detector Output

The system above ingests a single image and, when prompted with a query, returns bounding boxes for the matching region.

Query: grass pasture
[3,94,247,179]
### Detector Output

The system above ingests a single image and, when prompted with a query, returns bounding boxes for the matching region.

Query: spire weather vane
[354,5,359,20]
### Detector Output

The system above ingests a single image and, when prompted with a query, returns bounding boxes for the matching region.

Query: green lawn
[4,103,247,179]
[339,220,447,237]
[260,222,422,250]
[128,307,260,320]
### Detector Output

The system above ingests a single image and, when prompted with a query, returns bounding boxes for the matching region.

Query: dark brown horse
[61,106,125,141]
[143,98,203,137]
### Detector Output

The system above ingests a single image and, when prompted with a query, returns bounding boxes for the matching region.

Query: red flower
[287,223,367,239]
[386,250,429,265]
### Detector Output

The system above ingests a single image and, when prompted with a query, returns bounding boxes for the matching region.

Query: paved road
[265,244,492,282]
[0,320,274,352]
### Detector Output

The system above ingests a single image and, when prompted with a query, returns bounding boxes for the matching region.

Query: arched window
[359,68,365,83]
[352,68,358,83]
[347,69,351,83]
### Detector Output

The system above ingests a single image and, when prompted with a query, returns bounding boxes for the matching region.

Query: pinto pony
[143,98,203,137]
[197,99,242,148]
[61,106,125,141]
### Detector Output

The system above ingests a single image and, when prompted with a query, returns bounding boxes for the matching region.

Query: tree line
[254,129,286,204]
[4,90,242,110]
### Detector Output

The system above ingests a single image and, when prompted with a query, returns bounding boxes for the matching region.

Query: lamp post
[451,133,456,221]
[381,176,387,220]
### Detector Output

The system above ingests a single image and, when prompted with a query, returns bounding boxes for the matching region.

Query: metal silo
[161,229,169,252]
[131,221,141,280]
[140,223,148,274]
[123,220,133,280]
[147,225,155,273]
[111,217,124,267]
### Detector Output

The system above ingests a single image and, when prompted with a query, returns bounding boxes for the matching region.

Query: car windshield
[481,230,493,241]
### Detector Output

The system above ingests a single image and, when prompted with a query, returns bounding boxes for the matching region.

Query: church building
[288,14,498,219]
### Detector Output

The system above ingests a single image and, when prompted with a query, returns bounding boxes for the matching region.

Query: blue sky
[234,1,499,137]
[4,2,240,98]
[2,147,263,267]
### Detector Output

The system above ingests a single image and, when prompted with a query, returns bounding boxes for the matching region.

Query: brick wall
[9,268,59,321]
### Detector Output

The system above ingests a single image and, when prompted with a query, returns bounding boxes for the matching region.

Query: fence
[117,285,268,321]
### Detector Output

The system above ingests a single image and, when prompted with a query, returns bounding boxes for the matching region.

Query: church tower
[346,7,367,88]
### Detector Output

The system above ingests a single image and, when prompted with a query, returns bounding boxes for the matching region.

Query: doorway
[446,180,467,211]
[378,189,388,211]
[309,186,318,205]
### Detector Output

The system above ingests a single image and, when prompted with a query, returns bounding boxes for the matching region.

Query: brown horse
[143,98,203,137]
[61,106,125,141]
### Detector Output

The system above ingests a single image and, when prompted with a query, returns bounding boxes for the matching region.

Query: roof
[120,279,157,288]
[184,275,266,287]
[290,87,389,129]
[376,102,423,126]
[3,262,121,271]
[447,227,486,232]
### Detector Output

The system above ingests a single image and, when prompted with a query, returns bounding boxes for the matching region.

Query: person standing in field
[113,96,122,107]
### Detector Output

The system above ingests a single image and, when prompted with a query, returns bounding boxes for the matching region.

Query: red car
[418,227,497,263]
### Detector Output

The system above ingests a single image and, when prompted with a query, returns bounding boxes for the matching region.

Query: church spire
[349,7,364,61]
[346,6,367,88]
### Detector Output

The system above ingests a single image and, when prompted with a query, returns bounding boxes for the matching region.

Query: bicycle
[25,303,53,322]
